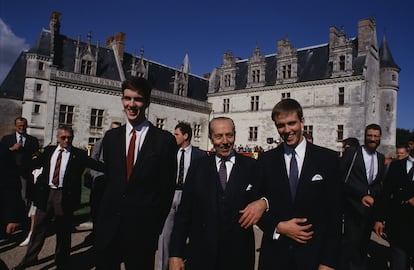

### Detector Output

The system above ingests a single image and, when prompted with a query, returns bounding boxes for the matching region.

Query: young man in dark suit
[373,134,414,270]
[0,117,39,208]
[157,122,207,270]
[169,117,267,270]
[341,124,385,270]
[13,125,103,270]
[257,99,342,270]
[94,77,177,270]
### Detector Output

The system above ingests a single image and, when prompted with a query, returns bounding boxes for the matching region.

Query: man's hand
[239,199,267,228]
[277,218,313,244]
[318,264,334,270]
[169,257,185,270]
[406,197,414,207]
[373,221,384,237]
[5,223,19,234]
[9,143,22,151]
[362,195,374,207]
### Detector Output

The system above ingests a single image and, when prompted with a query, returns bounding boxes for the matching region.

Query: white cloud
[0,18,29,84]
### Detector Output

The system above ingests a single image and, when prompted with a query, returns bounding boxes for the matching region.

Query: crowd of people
[1,76,413,270]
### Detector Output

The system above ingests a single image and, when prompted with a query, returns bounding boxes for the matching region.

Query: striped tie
[52,149,64,187]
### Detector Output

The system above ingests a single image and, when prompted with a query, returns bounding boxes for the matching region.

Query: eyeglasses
[60,136,73,141]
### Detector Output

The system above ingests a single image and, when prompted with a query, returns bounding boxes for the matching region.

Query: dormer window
[224,74,231,87]
[81,60,92,75]
[178,84,185,96]
[339,55,345,71]
[252,70,260,83]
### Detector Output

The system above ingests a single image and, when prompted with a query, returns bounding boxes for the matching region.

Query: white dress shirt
[125,120,149,165]
[177,145,193,184]
[361,146,378,182]
[215,154,235,183]
[48,146,70,188]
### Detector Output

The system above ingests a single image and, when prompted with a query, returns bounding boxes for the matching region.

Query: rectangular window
[337,125,344,141]
[224,74,231,87]
[193,124,201,138]
[90,109,104,128]
[252,69,260,83]
[34,104,40,114]
[223,98,230,113]
[339,55,345,71]
[304,125,313,136]
[156,118,165,130]
[281,92,291,99]
[88,137,100,146]
[178,84,185,96]
[249,126,258,141]
[250,96,259,111]
[36,83,42,91]
[282,65,287,79]
[58,105,74,126]
[338,87,344,105]
[81,60,92,75]
[287,64,292,78]
[38,62,44,71]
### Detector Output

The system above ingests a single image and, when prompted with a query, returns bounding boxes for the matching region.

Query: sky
[0,0,412,130]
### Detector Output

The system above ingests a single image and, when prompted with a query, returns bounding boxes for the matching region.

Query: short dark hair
[15,117,27,125]
[208,117,235,137]
[175,122,193,142]
[409,133,414,143]
[57,125,74,136]
[342,137,360,148]
[121,76,152,104]
[365,123,382,136]
[271,98,303,121]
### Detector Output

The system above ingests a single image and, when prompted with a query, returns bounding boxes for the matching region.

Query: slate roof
[230,38,365,90]
[379,35,400,71]
[1,29,209,101]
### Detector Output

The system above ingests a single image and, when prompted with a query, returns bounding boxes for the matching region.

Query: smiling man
[169,117,266,270]
[94,76,177,270]
[340,123,386,270]
[256,99,341,270]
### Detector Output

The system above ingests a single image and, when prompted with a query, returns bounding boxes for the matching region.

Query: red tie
[126,129,136,181]
[52,149,64,187]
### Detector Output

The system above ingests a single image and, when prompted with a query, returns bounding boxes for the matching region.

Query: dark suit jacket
[374,158,414,251]
[0,142,25,227]
[95,123,177,253]
[0,132,39,179]
[32,145,103,213]
[341,146,385,218]
[169,153,258,270]
[257,143,341,270]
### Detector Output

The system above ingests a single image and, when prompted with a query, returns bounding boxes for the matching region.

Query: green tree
[396,128,414,146]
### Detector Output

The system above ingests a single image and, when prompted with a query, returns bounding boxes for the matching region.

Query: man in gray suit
[157,122,207,270]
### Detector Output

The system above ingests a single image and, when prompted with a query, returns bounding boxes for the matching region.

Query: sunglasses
[60,136,73,141]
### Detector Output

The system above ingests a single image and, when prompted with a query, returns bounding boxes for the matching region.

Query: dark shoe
[12,261,36,270]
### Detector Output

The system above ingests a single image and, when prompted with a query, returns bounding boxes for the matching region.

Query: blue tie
[289,149,299,200]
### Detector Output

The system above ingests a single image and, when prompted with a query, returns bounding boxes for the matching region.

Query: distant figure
[157,122,207,270]
[94,77,177,270]
[13,125,103,270]
[169,117,267,270]
[374,136,414,270]
[256,99,341,270]
[340,124,386,270]
[395,145,409,160]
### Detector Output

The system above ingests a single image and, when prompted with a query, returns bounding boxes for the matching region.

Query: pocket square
[245,184,253,191]
[311,174,323,181]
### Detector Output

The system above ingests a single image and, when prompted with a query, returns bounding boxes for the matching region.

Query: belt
[50,187,63,190]
[175,185,183,190]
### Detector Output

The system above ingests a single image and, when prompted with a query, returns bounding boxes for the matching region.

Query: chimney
[114,32,126,60]
[49,11,62,63]
[358,18,376,55]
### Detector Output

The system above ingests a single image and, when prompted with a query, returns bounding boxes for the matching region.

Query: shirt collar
[180,145,192,153]
[215,151,236,164]
[283,137,306,157]
[126,119,149,134]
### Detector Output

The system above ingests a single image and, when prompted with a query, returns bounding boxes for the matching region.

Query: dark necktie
[368,153,375,184]
[18,135,23,145]
[52,149,64,187]
[219,158,227,191]
[126,129,136,181]
[177,149,185,187]
[289,149,298,200]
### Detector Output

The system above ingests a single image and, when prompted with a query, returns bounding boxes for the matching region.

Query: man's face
[209,119,235,158]
[364,129,381,152]
[121,89,148,124]
[274,111,304,149]
[408,141,414,151]
[396,147,409,160]
[15,120,27,134]
[57,130,73,149]
[174,128,188,147]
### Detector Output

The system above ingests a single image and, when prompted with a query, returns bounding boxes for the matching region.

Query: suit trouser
[157,190,182,270]
[21,189,72,268]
